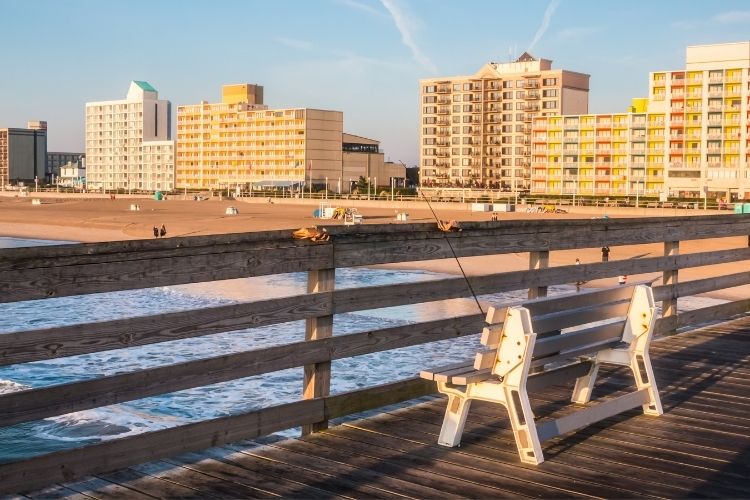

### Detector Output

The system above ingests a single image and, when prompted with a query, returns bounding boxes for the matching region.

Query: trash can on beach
[734,204,744,214]
[744,203,750,214]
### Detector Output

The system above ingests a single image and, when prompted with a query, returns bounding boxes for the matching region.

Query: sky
[1,0,749,166]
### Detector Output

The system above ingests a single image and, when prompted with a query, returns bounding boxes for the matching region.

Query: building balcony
[437,98,451,104]
[436,86,451,93]
[437,108,450,115]
[708,76,723,83]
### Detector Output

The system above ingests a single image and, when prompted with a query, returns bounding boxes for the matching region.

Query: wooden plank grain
[0,243,332,303]
[0,293,330,366]
[0,398,324,495]
[0,317,472,426]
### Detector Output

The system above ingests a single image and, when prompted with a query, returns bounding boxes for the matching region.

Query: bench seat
[420,283,662,464]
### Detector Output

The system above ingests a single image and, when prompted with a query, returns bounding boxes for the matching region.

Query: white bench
[420,284,662,464]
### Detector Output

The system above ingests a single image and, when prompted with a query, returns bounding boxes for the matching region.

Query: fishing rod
[418,187,485,316]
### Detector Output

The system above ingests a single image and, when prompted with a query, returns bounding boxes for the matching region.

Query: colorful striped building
[531,42,750,201]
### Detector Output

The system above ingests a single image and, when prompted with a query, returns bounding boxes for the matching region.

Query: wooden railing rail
[1,215,749,493]
[2,216,749,303]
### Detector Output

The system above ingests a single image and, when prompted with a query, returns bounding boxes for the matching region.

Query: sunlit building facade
[531,42,750,200]
[175,84,343,190]
[419,53,589,191]
[85,81,174,191]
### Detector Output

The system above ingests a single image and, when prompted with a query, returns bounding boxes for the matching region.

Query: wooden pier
[1,215,749,496]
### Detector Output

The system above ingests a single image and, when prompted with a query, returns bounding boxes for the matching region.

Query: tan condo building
[175,84,343,191]
[419,53,589,191]
[531,41,750,201]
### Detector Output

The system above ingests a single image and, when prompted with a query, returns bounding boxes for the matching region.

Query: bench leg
[630,352,663,416]
[571,362,600,404]
[438,394,472,447]
[505,387,544,464]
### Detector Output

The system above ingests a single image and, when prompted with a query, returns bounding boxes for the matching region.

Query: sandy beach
[1,194,747,301]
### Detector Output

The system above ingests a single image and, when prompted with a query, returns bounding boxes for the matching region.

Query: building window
[543,78,557,86]
[542,89,558,97]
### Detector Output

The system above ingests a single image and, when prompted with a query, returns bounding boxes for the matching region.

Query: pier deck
[31,316,750,499]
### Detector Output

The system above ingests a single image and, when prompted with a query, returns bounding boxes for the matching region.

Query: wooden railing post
[528,250,549,299]
[663,241,679,322]
[302,267,335,435]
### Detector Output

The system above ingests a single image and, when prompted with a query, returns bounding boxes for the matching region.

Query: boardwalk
[31,316,750,499]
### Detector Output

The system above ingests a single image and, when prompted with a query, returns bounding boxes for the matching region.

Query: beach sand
[1,195,747,301]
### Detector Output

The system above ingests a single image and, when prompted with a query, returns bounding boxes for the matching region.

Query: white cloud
[379,0,437,74]
[336,0,386,17]
[671,19,698,30]
[527,0,561,53]
[275,37,313,51]
[712,10,750,23]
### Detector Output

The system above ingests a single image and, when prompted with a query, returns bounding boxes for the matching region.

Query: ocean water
[0,237,726,463]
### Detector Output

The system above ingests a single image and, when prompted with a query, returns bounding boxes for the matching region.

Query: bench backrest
[476,284,652,377]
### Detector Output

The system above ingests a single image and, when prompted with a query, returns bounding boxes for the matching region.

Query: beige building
[85,81,174,192]
[342,133,405,192]
[175,84,343,191]
[532,42,750,200]
[419,53,589,191]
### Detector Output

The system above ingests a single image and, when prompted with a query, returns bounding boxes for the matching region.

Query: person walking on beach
[153,226,159,238]
[575,258,584,289]
[601,246,610,262]
[159,224,167,238]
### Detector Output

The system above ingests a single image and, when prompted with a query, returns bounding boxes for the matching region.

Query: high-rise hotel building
[531,42,750,200]
[85,81,174,192]
[175,84,343,190]
[419,53,589,191]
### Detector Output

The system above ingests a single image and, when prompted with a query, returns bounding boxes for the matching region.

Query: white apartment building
[85,81,174,192]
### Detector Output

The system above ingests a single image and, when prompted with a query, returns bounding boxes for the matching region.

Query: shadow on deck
[29,317,750,499]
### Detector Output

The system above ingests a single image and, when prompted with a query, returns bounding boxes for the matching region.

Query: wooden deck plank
[129,461,275,499]
[257,438,466,499]
[94,468,212,499]
[351,410,693,499]
[166,450,341,498]
[303,430,541,499]
[272,433,529,499]
[23,485,96,500]
[24,317,750,499]
[162,450,346,499]
[225,443,410,499]
[383,404,748,498]
[22,476,156,500]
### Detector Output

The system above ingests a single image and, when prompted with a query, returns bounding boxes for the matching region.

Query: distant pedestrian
[159,224,167,238]
[575,258,583,288]
[601,246,610,262]
[618,275,627,286]
[153,226,159,238]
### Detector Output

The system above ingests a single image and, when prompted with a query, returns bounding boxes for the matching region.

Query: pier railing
[1,215,750,493]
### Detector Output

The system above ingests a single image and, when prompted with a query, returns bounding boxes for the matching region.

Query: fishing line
[418,188,484,315]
